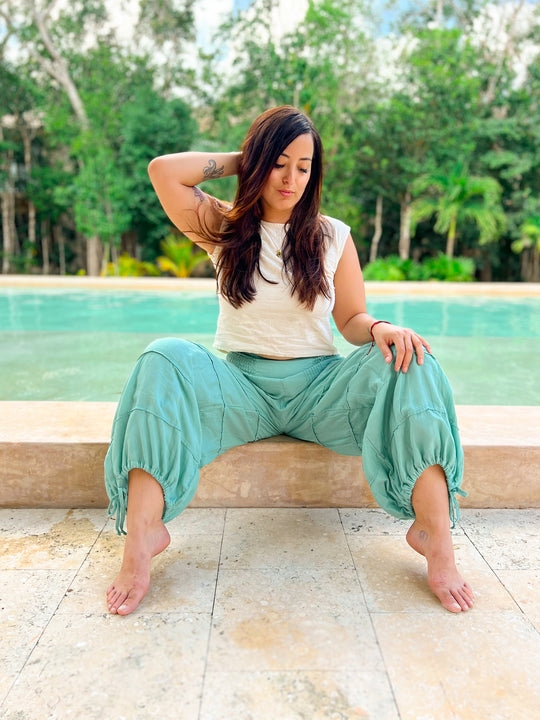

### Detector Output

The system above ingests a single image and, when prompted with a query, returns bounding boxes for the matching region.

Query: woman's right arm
[147,151,241,251]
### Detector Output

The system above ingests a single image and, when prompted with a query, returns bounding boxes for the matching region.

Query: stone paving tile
[1,507,539,720]
[0,509,107,570]
[207,566,381,673]
[0,612,209,720]
[340,507,465,536]
[460,508,540,535]
[0,569,75,704]
[460,509,540,571]
[496,568,540,633]
[372,609,540,720]
[167,507,226,537]
[199,671,399,720]
[347,533,517,614]
[58,525,222,615]
[220,508,354,570]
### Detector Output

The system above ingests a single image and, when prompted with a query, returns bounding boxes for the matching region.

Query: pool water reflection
[1,289,539,404]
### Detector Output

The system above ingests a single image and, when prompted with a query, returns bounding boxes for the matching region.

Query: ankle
[126,513,164,533]
[412,515,450,534]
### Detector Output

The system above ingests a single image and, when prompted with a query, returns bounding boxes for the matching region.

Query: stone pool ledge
[2,274,540,296]
[1,402,539,510]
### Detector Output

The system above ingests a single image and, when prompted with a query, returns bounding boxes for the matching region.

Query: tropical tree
[0,0,198,275]
[156,235,209,278]
[410,161,506,258]
[512,213,540,282]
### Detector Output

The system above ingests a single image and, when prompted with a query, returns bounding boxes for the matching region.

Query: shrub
[362,253,475,282]
[156,235,209,278]
[420,252,475,281]
[102,253,161,277]
[362,255,424,281]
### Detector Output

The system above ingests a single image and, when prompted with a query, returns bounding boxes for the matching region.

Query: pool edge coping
[1,275,540,296]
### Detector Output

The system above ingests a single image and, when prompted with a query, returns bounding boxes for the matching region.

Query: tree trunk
[41,219,50,275]
[53,223,67,275]
[21,123,37,266]
[1,190,13,274]
[479,249,492,282]
[435,0,443,28]
[532,244,539,283]
[86,235,102,276]
[369,194,383,263]
[520,247,529,281]
[445,215,457,258]
[31,3,90,130]
[122,230,138,258]
[30,1,107,274]
[398,191,412,260]
[1,146,17,274]
[74,231,86,270]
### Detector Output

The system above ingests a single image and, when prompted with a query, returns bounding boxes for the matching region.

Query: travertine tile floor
[1,507,540,720]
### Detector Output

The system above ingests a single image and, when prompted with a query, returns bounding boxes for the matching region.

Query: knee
[142,338,214,376]
[144,337,193,359]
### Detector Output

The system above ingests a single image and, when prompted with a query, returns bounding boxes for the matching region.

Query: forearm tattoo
[193,186,205,203]
[203,158,225,179]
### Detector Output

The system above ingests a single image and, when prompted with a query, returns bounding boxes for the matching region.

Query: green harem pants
[104,338,465,534]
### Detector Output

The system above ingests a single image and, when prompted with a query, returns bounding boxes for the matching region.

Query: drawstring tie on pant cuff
[449,486,467,529]
[107,485,128,535]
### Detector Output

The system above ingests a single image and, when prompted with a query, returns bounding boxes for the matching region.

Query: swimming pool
[1,285,539,404]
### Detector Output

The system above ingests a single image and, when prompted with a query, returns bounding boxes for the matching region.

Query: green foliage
[362,255,423,281]
[156,235,209,277]
[2,1,540,281]
[513,214,540,254]
[420,253,476,282]
[118,89,197,246]
[101,253,161,277]
[411,161,506,256]
[362,253,475,282]
[72,139,132,245]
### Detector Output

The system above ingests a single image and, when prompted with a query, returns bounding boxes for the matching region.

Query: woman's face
[260,133,314,223]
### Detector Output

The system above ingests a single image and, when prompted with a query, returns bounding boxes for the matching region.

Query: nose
[282,168,294,185]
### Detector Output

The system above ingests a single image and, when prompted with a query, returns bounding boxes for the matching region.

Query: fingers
[379,339,393,365]
[412,335,425,367]
[380,330,431,373]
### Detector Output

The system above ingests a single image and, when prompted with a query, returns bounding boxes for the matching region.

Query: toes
[443,592,463,613]
[461,588,475,609]
[107,589,127,613]
[116,590,140,616]
[452,593,470,612]
[442,586,474,613]
[106,585,144,615]
[432,581,474,613]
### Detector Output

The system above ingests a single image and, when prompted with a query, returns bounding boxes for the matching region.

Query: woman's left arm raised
[332,235,431,373]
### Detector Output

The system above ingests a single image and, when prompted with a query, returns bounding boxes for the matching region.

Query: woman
[105,106,474,616]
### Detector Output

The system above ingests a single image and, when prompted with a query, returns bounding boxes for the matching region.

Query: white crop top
[209,215,351,358]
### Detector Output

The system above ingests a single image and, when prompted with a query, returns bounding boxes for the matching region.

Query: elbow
[147,156,162,179]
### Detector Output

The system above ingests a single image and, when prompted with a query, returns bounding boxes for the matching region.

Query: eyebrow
[279,152,313,162]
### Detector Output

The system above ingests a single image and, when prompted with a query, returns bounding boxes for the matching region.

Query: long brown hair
[214,106,331,310]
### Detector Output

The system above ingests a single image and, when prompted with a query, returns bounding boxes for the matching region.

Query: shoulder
[320,215,351,253]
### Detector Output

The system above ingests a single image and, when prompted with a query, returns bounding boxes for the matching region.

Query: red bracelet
[367,320,391,354]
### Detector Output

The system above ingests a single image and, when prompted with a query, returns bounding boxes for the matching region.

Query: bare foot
[406,519,474,613]
[107,521,170,616]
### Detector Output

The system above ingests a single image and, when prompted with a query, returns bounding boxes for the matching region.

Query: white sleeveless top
[209,215,350,358]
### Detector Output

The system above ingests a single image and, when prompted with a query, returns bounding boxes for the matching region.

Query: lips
[278,190,294,197]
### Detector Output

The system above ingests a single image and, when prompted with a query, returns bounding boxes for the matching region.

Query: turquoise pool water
[1,288,539,404]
